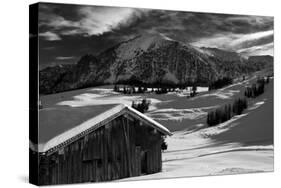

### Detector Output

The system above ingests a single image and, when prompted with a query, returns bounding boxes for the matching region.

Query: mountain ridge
[39,33,273,94]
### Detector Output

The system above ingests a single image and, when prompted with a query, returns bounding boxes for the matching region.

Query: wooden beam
[122,117,132,177]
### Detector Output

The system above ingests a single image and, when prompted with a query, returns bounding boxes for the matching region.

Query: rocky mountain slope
[248,55,273,70]
[39,33,273,94]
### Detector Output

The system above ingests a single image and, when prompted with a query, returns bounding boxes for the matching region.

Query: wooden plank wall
[38,114,164,185]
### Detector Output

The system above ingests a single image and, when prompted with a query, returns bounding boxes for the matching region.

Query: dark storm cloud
[38,3,273,68]
[119,11,273,43]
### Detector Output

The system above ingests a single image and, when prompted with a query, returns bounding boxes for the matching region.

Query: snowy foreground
[41,71,274,180]
[122,116,273,180]
[121,131,273,181]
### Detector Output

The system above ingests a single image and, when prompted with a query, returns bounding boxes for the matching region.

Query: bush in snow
[131,99,151,113]
[161,141,168,151]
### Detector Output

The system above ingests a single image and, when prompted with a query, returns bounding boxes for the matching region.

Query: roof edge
[124,105,172,136]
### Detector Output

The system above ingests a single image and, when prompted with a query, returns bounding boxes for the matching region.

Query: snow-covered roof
[31,104,172,154]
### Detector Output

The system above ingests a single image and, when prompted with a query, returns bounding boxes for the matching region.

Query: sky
[38,3,274,69]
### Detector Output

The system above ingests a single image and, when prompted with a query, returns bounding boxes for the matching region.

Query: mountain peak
[114,33,175,61]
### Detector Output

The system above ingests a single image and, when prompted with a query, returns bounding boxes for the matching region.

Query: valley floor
[40,69,274,180]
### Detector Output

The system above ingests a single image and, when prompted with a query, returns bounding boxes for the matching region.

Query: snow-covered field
[122,94,273,180]
[40,70,274,180]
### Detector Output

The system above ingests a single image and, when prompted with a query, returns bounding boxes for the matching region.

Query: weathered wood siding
[36,114,164,185]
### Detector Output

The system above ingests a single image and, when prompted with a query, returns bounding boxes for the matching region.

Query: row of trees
[114,84,178,95]
[155,87,178,94]
[114,84,199,97]
[131,99,151,113]
[244,77,270,98]
[207,75,271,127]
[207,98,248,127]
[155,87,169,94]
[209,77,233,90]
[114,85,148,94]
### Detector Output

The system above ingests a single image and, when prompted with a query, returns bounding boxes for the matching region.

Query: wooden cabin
[30,104,172,185]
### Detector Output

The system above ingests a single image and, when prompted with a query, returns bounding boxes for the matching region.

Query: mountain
[39,64,75,94]
[247,55,273,70]
[39,33,273,94]
[200,47,244,62]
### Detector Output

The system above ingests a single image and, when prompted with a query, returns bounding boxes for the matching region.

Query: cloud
[39,13,78,29]
[38,3,273,68]
[230,30,273,48]
[191,30,273,53]
[56,56,76,60]
[237,42,273,57]
[75,7,145,36]
[39,4,273,44]
[39,4,146,38]
[39,31,61,41]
